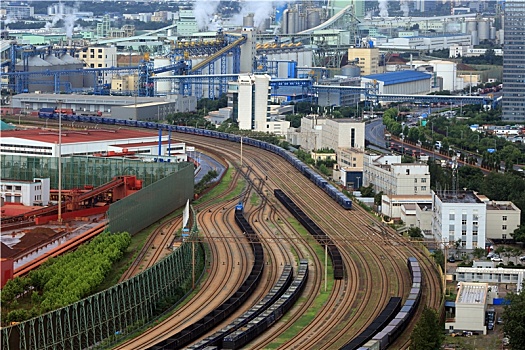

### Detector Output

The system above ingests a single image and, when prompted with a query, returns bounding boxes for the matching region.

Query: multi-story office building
[228,74,271,132]
[348,48,380,76]
[502,0,525,122]
[432,190,487,250]
[75,46,117,85]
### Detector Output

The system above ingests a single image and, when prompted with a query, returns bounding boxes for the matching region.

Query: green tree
[410,306,444,350]
[408,227,423,238]
[503,292,525,349]
[512,225,525,244]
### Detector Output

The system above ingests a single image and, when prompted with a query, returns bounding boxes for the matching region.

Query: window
[503,225,507,230]
[421,186,427,191]
[414,178,418,183]
[462,219,467,225]
[406,169,410,175]
[15,186,21,191]
[449,213,455,220]
[503,216,507,221]
[421,178,427,183]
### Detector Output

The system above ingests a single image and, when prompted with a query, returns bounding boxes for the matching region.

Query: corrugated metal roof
[363,71,432,86]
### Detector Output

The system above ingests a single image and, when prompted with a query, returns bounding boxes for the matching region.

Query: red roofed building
[1,128,169,157]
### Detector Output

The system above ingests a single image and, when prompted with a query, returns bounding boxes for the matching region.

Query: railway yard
[110,128,443,349]
[3,117,444,349]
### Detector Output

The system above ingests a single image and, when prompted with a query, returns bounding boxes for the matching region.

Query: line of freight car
[358,257,422,350]
[38,113,352,210]
[147,208,265,350]
[274,188,344,280]
[340,297,402,350]
[222,259,309,350]
[186,264,294,350]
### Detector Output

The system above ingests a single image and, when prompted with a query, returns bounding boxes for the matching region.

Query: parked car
[448,256,456,263]
[519,256,525,262]
[497,317,504,324]
[492,257,504,262]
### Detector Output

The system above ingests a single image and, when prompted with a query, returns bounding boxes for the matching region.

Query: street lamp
[57,99,63,224]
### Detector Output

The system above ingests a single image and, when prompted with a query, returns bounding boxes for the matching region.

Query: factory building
[347,47,381,76]
[0,178,50,206]
[377,34,472,51]
[361,71,432,95]
[446,282,489,335]
[0,128,170,157]
[11,93,196,117]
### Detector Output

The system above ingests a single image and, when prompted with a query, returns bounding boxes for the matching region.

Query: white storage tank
[306,9,321,29]
[470,30,479,46]
[460,22,467,34]
[489,27,496,40]
[153,57,172,95]
[466,20,477,34]
[477,19,490,41]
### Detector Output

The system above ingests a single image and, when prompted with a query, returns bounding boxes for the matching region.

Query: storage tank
[243,14,254,28]
[470,30,479,46]
[306,9,321,29]
[288,10,297,34]
[153,57,172,95]
[341,64,361,77]
[477,19,490,41]
[60,53,84,89]
[15,56,53,93]
[44,54,68,92]
[466,20,477,34]
[489,26,496,40]
[460,22,467,34]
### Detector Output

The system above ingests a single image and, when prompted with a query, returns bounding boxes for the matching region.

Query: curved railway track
[16,117,441,349]
[173,134,442,349]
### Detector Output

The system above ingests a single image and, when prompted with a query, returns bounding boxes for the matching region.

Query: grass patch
[262,217,334,349]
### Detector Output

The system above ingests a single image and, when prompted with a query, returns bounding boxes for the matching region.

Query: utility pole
[57,99,63,224]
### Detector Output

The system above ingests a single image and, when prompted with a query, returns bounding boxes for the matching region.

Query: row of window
[1,185,22,191]
[1,144,52,150]
[0,149,53,155]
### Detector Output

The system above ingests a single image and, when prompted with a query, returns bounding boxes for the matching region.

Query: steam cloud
[400,0,410,17]
[44,2,79,37]
[378,0,389,18]
[193,0,220,30]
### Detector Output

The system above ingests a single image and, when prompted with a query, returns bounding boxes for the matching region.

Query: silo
[477,19,490,41]
[341,64,361,77]
[288,10,297,34]
[47,5,54,15]
[153,57,172,95]
[489,26,496,40]
[44,54,67,92]
[16,56,54,93]
[466,19,477,34]
[470,31,479,46]
[460,21,467,34]
[243,14,255,28]
[60,53,84,89]
[307,9,321,29]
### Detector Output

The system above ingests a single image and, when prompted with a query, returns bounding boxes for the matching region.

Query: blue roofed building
[361,70,433,95]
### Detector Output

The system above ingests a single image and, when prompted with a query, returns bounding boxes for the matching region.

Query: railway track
[15,116,442,348]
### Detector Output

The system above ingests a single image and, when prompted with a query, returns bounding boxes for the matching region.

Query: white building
[449,44,503,58]
[0,178,50,206]
[445,282,489,335]
[364,155,431,196]
[484,200,521,241]
[75,46,117,85]
[377,34,472,51]
[361,71,433,95]
[320,119,365,151]
[411,60,462,92]
[432,190,487,250]
[0,129,167,157]
[228,74,271,132]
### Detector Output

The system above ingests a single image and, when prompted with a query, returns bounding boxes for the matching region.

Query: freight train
[357,257,422,350]
[38,111,352,210]
[148,203,265,349]
[274,188,345,279]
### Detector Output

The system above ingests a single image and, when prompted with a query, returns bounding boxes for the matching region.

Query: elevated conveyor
[191,36,246,73]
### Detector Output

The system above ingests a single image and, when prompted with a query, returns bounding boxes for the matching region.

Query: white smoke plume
[400,0,410,17]
[43,2,79,37]
[193,0,220,30]
[378,0,389,18]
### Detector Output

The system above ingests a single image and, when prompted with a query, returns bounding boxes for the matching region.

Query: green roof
[1,120,16,130]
